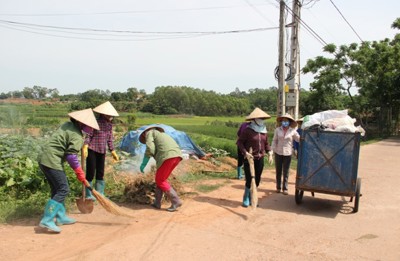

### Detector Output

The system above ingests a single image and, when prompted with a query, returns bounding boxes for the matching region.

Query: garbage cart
[295,129,362,213]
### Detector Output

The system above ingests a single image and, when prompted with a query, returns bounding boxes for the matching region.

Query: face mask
[281,121,290,128]
[254,119,265,126]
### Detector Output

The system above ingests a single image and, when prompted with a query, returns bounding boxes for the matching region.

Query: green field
[0,102,278,158]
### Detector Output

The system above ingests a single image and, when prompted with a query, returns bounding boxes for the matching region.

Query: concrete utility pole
[277,0,286,117]
[286,0,301,120]
[277,0,301,120]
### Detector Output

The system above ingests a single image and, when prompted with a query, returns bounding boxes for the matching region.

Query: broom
[86,185,134,218]
[247,148,258,209]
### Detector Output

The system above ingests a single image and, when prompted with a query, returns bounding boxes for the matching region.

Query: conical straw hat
[68,108,100,130]
[277,113,297,128]
[245,107,271,121]
[139,125,165,144]
[93,101,119,117]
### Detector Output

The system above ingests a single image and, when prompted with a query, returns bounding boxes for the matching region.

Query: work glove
[82,144,89,159]
[245,151,253,160]
[111,150,119,162]
[140,156,150,173]
[73,166,87,184]
[268,151,274,165]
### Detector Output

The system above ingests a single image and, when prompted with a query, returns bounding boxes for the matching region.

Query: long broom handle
[248,147,255,178]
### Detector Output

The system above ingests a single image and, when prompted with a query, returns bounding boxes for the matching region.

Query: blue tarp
[119,124,206,158]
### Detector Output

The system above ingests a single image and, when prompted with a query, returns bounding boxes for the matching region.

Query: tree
[302,18,400,137]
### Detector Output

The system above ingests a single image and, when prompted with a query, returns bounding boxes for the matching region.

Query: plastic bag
[302,110,348,130]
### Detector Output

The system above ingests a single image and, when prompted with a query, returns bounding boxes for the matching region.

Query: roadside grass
[0,194,48,223]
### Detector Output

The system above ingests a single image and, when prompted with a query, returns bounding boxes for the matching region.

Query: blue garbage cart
[295,129,362,213]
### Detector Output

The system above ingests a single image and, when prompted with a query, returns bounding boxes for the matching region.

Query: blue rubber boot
[86,181,96,200]
[95,180,106,196]
[242,187,250,208]
[56,203,76,226]
[39,199,62,233]
[237,167,243,179]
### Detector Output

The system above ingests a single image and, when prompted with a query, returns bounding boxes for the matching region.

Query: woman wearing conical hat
[83,101,119,199]
[237,107,274,208]
[271,113,300,195]
[38,108,99,233]
[139,125,183,212]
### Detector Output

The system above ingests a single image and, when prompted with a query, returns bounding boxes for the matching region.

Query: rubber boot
[56,203,76,226]
[152,187,163,209]
[95,180,106,196]
[242,187,250,208]
[86,181,96,200]
[165,187,182,212]
[39,199,62,233]
[237,167,243,179]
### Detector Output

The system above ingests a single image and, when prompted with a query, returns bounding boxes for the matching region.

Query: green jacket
[39,121,83,171]
[144,129,182,168]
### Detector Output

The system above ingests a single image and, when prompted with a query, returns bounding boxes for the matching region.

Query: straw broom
[247,148,258,209]
[86,186,134,218]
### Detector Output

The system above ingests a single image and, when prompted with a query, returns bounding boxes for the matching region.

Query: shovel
[76,149,94,214]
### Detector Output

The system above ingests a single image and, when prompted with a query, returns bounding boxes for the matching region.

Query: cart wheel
[353,178,361,213]
[295,189,304,205]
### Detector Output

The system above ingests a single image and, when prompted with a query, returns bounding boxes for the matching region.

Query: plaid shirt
[85,116,114,154]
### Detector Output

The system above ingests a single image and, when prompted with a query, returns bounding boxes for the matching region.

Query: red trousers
[155,157,181,191]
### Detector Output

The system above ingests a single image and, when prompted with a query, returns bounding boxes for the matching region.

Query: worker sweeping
[38,108,99,233]
[83,101,119,199]
[139,125,183,212]
[237,108,273,207]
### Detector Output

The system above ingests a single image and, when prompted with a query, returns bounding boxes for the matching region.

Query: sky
[0,0,399,95]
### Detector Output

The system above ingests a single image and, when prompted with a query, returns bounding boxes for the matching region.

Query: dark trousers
[274,153,292,191]
[243,157,264,189]
[237,147,245,168]
[86,149,106,181]
[39,164,69,203]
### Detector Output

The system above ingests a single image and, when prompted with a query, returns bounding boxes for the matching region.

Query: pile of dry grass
[123,174,184,205]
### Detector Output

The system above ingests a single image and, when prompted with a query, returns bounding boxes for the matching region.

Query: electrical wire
[0,3,271,17]
[243,0,277,27]
[283,2,328,47]
[0,19,279,41]
[329,0,363,42]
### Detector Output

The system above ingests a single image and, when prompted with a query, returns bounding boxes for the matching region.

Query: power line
[243,0,277,27]
[0,19,278,41]
[283,2,328,47]
[0,3,270,17]
[329,0,363,42]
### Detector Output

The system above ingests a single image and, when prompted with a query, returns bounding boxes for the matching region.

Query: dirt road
[1,138,399,261]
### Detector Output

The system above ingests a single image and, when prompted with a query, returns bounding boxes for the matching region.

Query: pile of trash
[302,109,365,136]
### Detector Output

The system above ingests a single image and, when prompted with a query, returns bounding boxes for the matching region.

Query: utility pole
[277,0,301,120]
[277,0,286,117]
[286,0,301,120]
